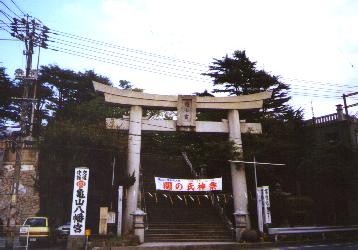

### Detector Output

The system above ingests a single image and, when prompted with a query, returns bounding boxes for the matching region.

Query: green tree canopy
[0,67,21,125]
[34,65,128,227]
[204,50,291,119]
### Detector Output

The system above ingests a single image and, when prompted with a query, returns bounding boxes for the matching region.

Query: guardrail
[268,225,358,242]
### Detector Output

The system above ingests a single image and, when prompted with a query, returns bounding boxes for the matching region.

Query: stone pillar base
[234,210,249,241]
[66,236,86,250]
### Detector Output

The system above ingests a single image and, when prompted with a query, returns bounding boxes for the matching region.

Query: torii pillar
[124,105,142,233]
[93,81,271,239]
[228,109,250,239]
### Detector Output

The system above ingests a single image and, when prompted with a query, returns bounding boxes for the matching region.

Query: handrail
[180,152,234,239]
[181,151,198,178]
[210,193,235,239]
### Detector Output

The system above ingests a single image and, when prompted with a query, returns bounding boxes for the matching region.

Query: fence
[268,225,358,242]
[0,225,29,249]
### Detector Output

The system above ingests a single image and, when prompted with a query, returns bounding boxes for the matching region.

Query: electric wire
[47,45,213,83]
[50,44,351,99]
[50,29,207,67]
[0,1,21,19]
[1,9,356,102]
[46,36,354,97]
[3,17,358,92]
[1,18,357,93]
[282,77,358,89]
[49,34,358,95]
[0,19,11,29]
[9,0,26,16]
[47,37,206,75]
[0,10,13,22]
[0,25,10,33]
[18,23,358,90]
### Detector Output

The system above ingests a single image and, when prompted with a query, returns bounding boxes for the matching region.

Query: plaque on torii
[93,81,272,240]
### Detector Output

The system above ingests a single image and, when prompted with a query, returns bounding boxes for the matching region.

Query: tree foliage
[36,66,128,227]
[0,67,21,125]
[204,50,291,119]
[203,50,307,198]
[297,142,358,224]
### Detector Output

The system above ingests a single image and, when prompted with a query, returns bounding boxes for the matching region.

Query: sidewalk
[91,238,358,250]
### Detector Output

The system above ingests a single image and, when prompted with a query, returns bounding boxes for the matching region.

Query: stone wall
[0,140,40,226]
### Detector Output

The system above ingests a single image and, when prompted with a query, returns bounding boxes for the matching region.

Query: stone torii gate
[93,81,271,239]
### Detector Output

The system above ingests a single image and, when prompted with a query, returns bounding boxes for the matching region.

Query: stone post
[131,209,146,243]
[228,109,250,240]
[99,207,108,235]
[124,105,142,234]
[336,104,344,120]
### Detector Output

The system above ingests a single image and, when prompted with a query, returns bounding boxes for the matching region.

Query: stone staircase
[141,155,234,242]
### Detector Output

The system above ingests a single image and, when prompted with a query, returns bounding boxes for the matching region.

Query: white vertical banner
[256,187,263,232]
[70,167,89,236]
[262,186,271,224]
[117,186,123,236]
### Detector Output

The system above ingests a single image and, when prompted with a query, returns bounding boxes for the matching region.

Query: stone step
[144,236,233,242]
[147,223,227,228]
[145,234,232,238]
[146,231,231,236]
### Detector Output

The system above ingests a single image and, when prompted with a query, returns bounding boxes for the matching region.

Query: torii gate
[93,81,272,239]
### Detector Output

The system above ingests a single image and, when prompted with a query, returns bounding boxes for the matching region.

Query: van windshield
[24,218,46,227]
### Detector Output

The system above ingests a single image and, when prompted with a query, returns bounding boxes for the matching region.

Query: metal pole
[229,159,285,232]
[253,156,264,232]
[253,157,258,190]
[7,139,22,227]
[256,187,263,232]
[343,94,349,116]
[110,157,115,210]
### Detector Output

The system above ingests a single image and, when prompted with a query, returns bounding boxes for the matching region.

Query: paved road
[0,236,66,250]
[2,237,358,249]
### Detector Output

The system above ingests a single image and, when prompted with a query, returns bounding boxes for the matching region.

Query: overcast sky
[1,0,358,118]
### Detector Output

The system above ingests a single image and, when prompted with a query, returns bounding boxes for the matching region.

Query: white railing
[268,225,358,242]
[314,113,338,124]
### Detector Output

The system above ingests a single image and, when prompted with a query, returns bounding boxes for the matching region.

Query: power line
[0,10,13,22]
[0,19,11,29]
[282,77,358,89]
[51,29,208,68]
[0,1,21,19]
[5,19,355,94]
[290,86,352,95]
[45,38,353,97]
[48,37,206,75]
[9,0,26,16]
[0,26,10,33]
[49,41,347,99]
[48,45,212,83]
[2,13,355,100]
[289,91,340,99]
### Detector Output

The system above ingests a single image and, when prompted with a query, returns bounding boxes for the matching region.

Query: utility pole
[343,92,358,117]
[7,137,22,227]
[6,15,49,226]
[11,15,49,136]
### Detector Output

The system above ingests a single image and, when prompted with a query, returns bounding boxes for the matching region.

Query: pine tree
[204,50,291,119]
